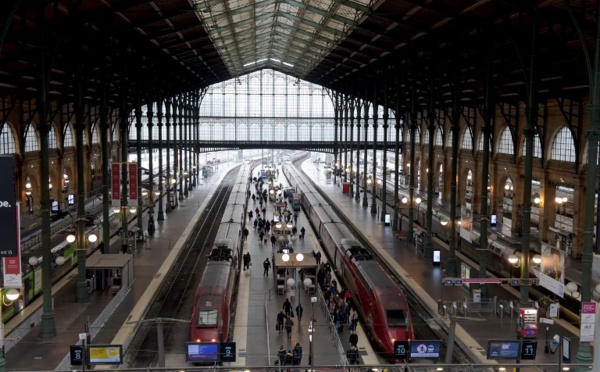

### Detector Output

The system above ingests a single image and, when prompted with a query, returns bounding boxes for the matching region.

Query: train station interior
[1,1,600,370]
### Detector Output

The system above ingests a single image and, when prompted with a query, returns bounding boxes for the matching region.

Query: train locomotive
[282,163,414,360]
[189,164,250,346]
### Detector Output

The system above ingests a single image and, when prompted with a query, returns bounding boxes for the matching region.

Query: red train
[189,239,239,344]
[189,163,250,346]
[282,163,414,360]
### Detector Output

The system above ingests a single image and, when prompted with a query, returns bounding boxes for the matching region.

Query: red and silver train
[189,164,250,345]
[283,163,414,360]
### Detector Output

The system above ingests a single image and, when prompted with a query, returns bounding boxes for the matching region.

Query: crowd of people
[248,168,362,367]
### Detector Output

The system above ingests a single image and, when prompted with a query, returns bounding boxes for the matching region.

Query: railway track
[127,168,240,367]
[292,160,472,364]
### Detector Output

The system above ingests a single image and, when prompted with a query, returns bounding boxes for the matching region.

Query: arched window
[91,125,100,144]
[447,131,453,149]
[64,125,74,147]
[48,125,57,149]
[461,128,473,150]
[498,127,514,155]
[521,133,542,158]
[24,123,39,152]
[414,127,421,144]
[0,124,16,154]
[434,128,443,147]
[550,127,576,162]
[478,134,492,152]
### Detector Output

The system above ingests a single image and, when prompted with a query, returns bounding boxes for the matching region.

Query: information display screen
[487,340,521,360]
[409,340,441,359]
[87,345,123,364]
[432,249,441,265]
[186,342,219,362]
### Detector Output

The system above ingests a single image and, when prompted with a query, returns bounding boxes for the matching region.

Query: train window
[198,310,218,326]
[386,309,407,326]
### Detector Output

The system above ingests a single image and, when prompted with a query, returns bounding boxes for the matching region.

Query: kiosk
[517,307,539,339]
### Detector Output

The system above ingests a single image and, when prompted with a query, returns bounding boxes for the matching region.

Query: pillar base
[39,312,57,339]
[575,343,593,370]
[380,207,387,222]
[370,203,377,215]
[362,197,368,207]
[157,210,165,221]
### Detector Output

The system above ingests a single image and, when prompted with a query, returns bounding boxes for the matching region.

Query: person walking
[248,210,253,220]
[242,227,249,241]
[300,227,306,240]
[277,345,286,365]
[271,234,277,247]
[346,345,359,365]
[242,252,249,271]
[276,310,285,335]
[349,332,358,348]
[315,251,321,265]
[295,303,303,324]
[263,258,271,276]
[283,298,292,317]
[292,343,303,365]
[284,316,294,340]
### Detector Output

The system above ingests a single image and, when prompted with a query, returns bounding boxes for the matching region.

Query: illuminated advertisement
[87,345,123,364]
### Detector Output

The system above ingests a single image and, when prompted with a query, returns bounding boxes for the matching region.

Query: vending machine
[517,307,539,339]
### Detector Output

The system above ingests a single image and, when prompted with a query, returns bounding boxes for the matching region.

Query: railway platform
[4,162,236,371]
[301,160,585,368]
[230,175,345,368]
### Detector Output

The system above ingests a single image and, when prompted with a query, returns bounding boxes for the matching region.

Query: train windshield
[197,309,218,327]
[386,309,407,327]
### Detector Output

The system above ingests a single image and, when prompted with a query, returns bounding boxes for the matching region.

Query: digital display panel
[487,340,521,360]
[433,249,441,264]
[87,345,123,365]
[409,340,441,359]
[51,200,60,213]
[67,194,75,206]
[490,214,497,226]
[186,342,219,362]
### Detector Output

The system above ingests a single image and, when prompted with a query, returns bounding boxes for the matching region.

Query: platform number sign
[393,340,409,360]
[521,341,537,360]
[220,342,236,362]
[70,345,84,365]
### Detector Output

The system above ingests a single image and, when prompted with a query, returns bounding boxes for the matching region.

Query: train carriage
[283,162,414,360]
[189,164,252,351]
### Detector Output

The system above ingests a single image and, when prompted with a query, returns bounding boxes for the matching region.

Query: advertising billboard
[0,156,18,257]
